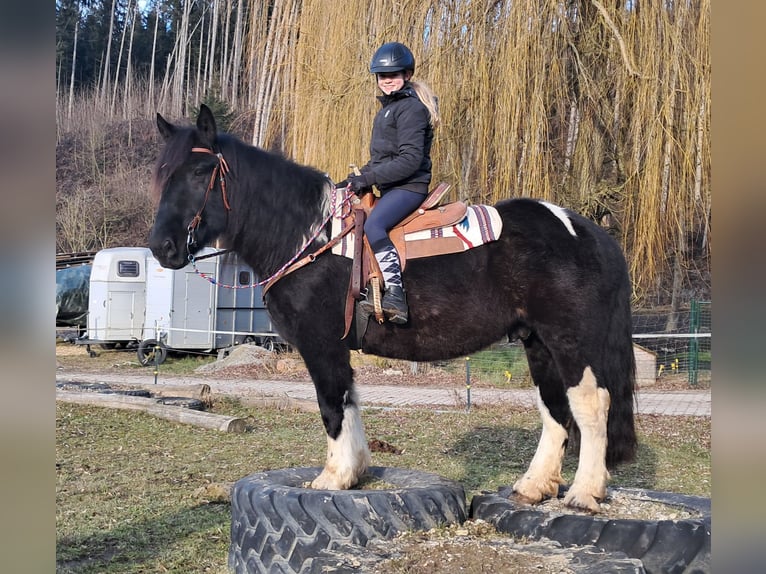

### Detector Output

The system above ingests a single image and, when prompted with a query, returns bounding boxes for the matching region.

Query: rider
[346,42,439,324]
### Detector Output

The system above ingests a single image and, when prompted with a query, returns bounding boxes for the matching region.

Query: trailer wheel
[259,337,276,352]
[137,339,168,366]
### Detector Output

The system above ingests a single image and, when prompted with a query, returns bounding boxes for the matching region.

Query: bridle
[181,145,357,293]
[185,146,231,250]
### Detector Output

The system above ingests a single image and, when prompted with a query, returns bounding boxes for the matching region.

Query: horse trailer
[75,246,282,364]
[84,247,149,344]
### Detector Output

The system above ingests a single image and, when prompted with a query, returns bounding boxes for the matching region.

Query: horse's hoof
[512,477,559,504]
[310,472,344,490]
[509,490,542,505]
[562,489,602,513]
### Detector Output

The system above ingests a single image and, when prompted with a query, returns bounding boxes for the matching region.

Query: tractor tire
[229,466,466,574]
[470,486,711,574]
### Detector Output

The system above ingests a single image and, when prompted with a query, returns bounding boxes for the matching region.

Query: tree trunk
[172,0,192,116]
[111,0,131,116]
[67,14,79,122]
[124,0,138,127]
[148,6,159,114]
[230,0,245,107]
[100,0,118,110]
[666,220,686,332]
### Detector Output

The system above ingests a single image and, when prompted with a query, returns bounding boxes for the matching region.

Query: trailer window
[238,271,251,285]
[117,260,140,277]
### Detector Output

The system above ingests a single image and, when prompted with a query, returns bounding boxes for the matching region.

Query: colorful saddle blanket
[330,191,503,264]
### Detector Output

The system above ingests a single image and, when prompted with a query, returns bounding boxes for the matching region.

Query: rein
[187,181,356,292]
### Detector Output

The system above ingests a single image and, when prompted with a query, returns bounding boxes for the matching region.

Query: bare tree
[99,0,118,110]
[67,12,79,122]
[147,5,160,114]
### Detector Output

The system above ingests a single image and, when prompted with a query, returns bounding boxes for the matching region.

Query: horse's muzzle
[150,238,186,269]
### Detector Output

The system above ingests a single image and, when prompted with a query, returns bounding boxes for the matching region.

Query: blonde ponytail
[410,80,440,129]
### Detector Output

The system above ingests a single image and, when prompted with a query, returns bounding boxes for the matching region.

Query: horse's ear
[156,113,175,141]
[196,104,217,148]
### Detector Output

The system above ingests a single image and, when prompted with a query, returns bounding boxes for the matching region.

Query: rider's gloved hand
[347,173,371,195]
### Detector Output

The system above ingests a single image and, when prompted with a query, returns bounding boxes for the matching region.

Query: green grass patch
[433,344,532,389]
[57,401,710,573]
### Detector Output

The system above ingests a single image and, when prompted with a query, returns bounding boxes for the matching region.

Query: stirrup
[358,288,375,315]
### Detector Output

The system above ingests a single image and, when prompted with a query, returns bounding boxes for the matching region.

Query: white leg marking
[311,390,371,490]
[539,200,577,237]
[513,388,568,502]
[564,366,611,511]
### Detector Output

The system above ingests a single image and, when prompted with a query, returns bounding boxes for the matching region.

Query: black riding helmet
[369,42,415,74]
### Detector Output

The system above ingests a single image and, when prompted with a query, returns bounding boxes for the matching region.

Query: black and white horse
[148,105,636,511]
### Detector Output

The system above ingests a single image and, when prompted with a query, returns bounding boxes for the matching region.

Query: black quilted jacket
[361,82,433,196]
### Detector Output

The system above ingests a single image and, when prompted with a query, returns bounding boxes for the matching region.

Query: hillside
[56,118,165,252]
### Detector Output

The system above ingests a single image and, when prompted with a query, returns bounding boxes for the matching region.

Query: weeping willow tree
[276,0,710,306]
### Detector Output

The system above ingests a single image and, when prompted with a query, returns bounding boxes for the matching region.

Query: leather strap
[343,207,367,339]
[262,222,353,297]
[351,207,365,298]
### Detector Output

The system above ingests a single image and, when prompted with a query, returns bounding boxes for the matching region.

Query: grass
[56,395,710,573]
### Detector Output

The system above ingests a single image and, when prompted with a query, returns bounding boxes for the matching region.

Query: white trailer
[139,248,281,365]
[77,247,282,364]
[83,247,150,345]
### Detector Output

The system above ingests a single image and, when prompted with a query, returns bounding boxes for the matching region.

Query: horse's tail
[603,284,638,467]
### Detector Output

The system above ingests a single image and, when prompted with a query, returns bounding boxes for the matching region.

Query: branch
[590,0,647,78]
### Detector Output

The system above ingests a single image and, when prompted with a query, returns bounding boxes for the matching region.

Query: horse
[148,104,636,512]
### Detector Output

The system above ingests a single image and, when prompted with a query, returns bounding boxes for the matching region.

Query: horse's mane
[150,127,196,204]
[219,137,332,274]
[150,115,333,276]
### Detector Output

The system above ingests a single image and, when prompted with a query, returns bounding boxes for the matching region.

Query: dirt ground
[55,340,707,573]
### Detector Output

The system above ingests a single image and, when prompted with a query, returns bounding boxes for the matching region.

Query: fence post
[689,299,700,386]
[465,357,471,412]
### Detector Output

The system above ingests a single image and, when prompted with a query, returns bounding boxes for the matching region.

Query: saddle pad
[330,201,503,260]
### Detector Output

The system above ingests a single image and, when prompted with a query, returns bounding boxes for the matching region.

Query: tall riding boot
[358,244,409,324]
[375,245,408,324]
[381,284,408,324]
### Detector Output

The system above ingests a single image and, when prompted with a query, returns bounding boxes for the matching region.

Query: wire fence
[59,301,712,389]
[443,301,712,388]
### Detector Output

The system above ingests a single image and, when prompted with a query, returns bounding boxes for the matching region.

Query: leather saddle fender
[343,183,457,337]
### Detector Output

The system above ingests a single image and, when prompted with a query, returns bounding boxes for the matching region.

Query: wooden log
[149,384,213,405]
[56,390,247,433]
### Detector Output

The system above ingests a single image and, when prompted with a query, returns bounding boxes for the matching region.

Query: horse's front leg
[562,366,611,512]
[312,386,370,490]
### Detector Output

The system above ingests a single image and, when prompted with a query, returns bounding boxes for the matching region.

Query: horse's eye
[194,166,208,177]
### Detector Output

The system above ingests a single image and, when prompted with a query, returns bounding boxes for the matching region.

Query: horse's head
[148,104,230,269]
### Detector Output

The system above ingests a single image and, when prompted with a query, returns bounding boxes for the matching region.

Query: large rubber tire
[229,466,467,574]
[136,339,168,366]
[470,486,711,574]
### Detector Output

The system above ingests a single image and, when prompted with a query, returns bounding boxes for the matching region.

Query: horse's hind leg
[302,348,371,490]
[513,335,570,503]
[562,366,610,512]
